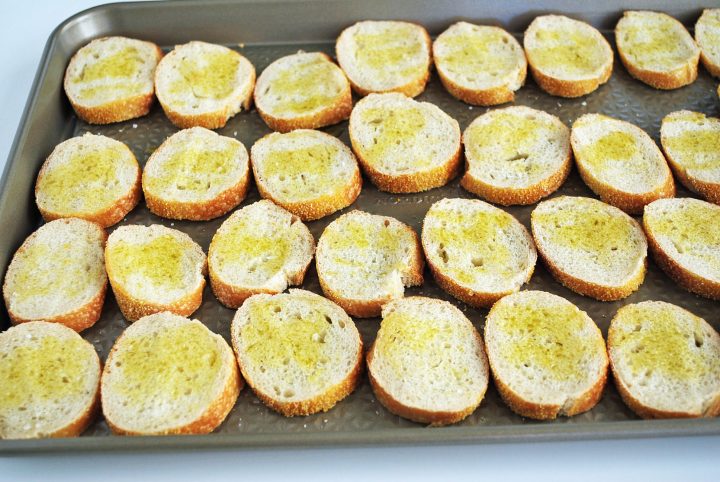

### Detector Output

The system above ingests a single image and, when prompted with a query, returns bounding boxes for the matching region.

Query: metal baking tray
[2,0,719,453]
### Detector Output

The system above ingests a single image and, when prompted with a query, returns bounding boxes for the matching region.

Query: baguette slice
[254,52,352,133]
[484,290,608,420]
[615,11,700,90]
[433,22,526,106]
[608,301,720,419]
[64,36,162,124]
[101,312,241,435]
[367,297,489,426]
[142,127,250,220]
[250,129,361,220]
[336,20,431,98]
[531,196,647,301]
[208,200,315,309]
[105,225,207,321]
[349,93,461,193]
[523,15,613,98]
[0,321,100,439]
[696,9,720,78]
[35,133,141,228]
[571,113,675,214]
[154,41,255,129]
[461,106,571,205]
[231,289,362,416]
[421,198,536,308]
[3,218,107,332]
[316,210,423,318]
[643,198,720,300]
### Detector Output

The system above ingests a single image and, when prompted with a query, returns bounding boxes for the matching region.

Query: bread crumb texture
[618,12,698,71]
[108,234,187,291]
[169,50,239,102]
[663,111,720,182]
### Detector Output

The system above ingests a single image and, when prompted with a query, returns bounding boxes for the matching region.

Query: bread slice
[142,127,250,221]
[484,290,608,420]
[461,106,571,205]
[608,301,720,419]
[571,113,675,214]
[421,198,536,308]
[316,210,423,318]
[3,218,107,332]
[531,196,647,301]
[367,297,489,426]
[0,321,100,439]
[154,41,255,129]
[523,15,613,98]
[231,289,362,416]
[615,11,700,90]
[64,36,162,124]
[101,312,241,435]
[254,52,351,133]
[336,20,431,98]
[250,129,361,220]
[643,198,720,300]
[105,224,207,321]
[696,9,720,78]
[208,200,315,309]
[349,92,461,193]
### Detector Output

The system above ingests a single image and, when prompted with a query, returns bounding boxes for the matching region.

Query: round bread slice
[3,218,107,332]
[461,106,571,205]
[254,52,352,133]
[349,92,461,193]
[231,289,362,417]
[531,196,647,301]
[616,11,700,90]
[571,113,675,214]
[64,36,162,124]
[484,290,608,420]
[421,198,536,308]
[0,321,100,439]
[208,200,315,309]
[154,41,256,129]
[608,301,720,419]
[101,312,241,435]
[250,129,361,221]
[367,297,489,426]
[142,127,250,221]
[105,224,207,321]
[696,9,720,78]
[336,20,431,98]
[523,15,613,98]
[316,210,423,318]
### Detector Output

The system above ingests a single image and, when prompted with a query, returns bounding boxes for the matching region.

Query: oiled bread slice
[349,93,461,193]
[142,127,250,220]
[643,198,720,300]
[616,11,700,90]
[155,41,255,129]
[251,129,361,220]
[101,312,241,435]
[208,200,315,309]
[461,106,571,205]
[367,297,489,426]
[231,289,362,416]
[316,210,423,318]
[105,224,207,321]
[696,9,720,78]
[571,114,675,214]
[0,321,100,439]
[3,218,107,332]
[254,52,352,133]
[336,20,431,98]
[35,133,141,227]
[433,22,526,106]
[523,15,613,98]
[608,301,720,419]
[531,196,647,301]
[484,290,608,420]
[421,198,536,308]
[64,36,162,124]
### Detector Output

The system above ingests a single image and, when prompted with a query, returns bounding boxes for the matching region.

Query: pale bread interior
[661,110,720,184]
[696,9,720,71]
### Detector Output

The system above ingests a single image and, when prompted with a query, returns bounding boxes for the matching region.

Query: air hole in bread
[694,331,704,348]
[283,389,295,398]
[471,256,483,267]
[273,306,282,313]
[324,314,332,324]
[438,248,449,264]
